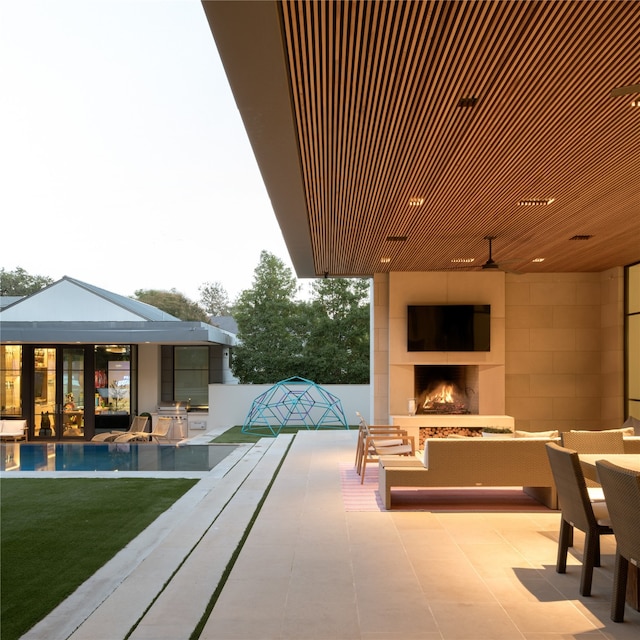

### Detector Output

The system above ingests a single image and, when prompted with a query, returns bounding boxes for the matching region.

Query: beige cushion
[591,500,611,527]
[621,416,640,436]
[514,429,559,438]
[571,427,635,437]
[587,487,606,502]
[0,419,26,437]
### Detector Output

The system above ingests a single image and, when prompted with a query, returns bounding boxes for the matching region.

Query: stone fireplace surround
[375,269,625,432]
[386,271,507,421]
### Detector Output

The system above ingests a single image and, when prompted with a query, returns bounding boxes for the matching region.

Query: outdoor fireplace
[414,365,479,414]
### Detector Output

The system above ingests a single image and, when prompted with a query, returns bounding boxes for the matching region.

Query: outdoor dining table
[578,453,640,612]
[578,453,640,483]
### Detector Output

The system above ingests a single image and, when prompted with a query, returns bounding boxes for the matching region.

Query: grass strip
[0,477,197,640]
[212,424,357,444]
[189,435,295,639]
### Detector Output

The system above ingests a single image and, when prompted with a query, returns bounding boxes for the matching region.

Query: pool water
[1,442,237,472]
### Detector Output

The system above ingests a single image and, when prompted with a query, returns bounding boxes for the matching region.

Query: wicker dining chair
[560,430,625,500]
[560,430,625,455]
[595,459,640,622]
[545,442,614,596]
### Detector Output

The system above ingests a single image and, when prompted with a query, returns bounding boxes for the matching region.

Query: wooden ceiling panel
[204,0,640,278]
[276,0,640,276]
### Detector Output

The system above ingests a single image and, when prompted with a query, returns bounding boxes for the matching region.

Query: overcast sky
[0,0,298,303]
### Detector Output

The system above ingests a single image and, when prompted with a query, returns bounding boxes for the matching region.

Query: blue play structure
[242,376,349,436]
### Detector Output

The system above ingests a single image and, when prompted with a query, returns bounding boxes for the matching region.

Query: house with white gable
[0,276,236,440]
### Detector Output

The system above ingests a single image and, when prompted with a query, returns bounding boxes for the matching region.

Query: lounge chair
[360,424,415,484]
[114,416,172,443]
[354,411,411,476]
[91,416,149,442]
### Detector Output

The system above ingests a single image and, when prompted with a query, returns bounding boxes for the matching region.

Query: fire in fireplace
[414,365,478,414]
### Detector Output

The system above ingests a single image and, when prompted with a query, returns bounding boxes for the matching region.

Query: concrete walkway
[21,435,293,640]
[17,429,640,639]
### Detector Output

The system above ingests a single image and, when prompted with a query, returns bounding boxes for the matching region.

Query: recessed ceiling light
[380,257,391,263]
[451,258,475,263]
[386,235,407,242]
[457,96,478,108]
[532,258,545,263]
[518,198,555,206]
[408,197,424,207]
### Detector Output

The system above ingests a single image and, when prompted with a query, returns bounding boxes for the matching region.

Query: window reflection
[94,346,131,414]
[0,345,22,417]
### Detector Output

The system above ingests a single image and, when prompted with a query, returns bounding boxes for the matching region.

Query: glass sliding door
[61,347,85,438]
[34,348,56,438]
[32,347,87,439]
[0,345,22,418]
[94,345,133,435]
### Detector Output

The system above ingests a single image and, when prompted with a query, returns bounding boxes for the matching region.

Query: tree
[231,251,305,383]
[199,281,230,316]
[304,278,370,384]
[231,251,371,384]
[0,267,54,295]
[132,289,209,322]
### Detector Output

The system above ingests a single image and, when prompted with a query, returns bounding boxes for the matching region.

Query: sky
[0,0,298,303]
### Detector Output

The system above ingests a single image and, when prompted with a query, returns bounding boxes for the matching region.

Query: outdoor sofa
[378,436,560,509]
[379,431,640,510]
[0,419,28,441]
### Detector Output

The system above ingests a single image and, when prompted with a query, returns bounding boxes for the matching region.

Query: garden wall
[208,384,371,429]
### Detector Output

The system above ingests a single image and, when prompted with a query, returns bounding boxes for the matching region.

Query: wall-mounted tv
[407,304,491,352]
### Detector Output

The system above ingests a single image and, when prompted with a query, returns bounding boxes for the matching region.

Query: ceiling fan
[476,235,523,273]
[480,235,500,270]
[433,235,521,273]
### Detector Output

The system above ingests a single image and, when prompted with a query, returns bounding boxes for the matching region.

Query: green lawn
[211,424,357,444]
[0,478,197,640]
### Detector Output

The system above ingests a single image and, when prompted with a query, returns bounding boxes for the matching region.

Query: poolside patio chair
[147,416,173,443]
[545,442,614,596]
[595,459,640,622]
[561,430,625,500]
[113,416,173,443]
[91,415,149,442]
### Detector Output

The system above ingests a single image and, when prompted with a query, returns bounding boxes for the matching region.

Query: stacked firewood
[419,426,481,447]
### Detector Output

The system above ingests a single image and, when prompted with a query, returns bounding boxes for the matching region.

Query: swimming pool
[0,442,237,472]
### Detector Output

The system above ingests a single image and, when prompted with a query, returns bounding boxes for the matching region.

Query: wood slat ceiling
[276,0,640,276]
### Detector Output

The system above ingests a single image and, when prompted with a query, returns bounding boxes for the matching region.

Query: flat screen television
[407,304,491,352]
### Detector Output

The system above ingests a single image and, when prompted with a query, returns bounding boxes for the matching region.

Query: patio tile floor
[19,429,640,639]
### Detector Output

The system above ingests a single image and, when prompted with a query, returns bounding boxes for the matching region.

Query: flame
[423,383,456,408]
[422,382,464,409]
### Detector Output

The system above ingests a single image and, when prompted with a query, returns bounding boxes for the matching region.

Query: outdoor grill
[156,405,188,440]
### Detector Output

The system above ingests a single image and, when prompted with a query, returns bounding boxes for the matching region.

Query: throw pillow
[621,415,640,436]
[514,429,559,438]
